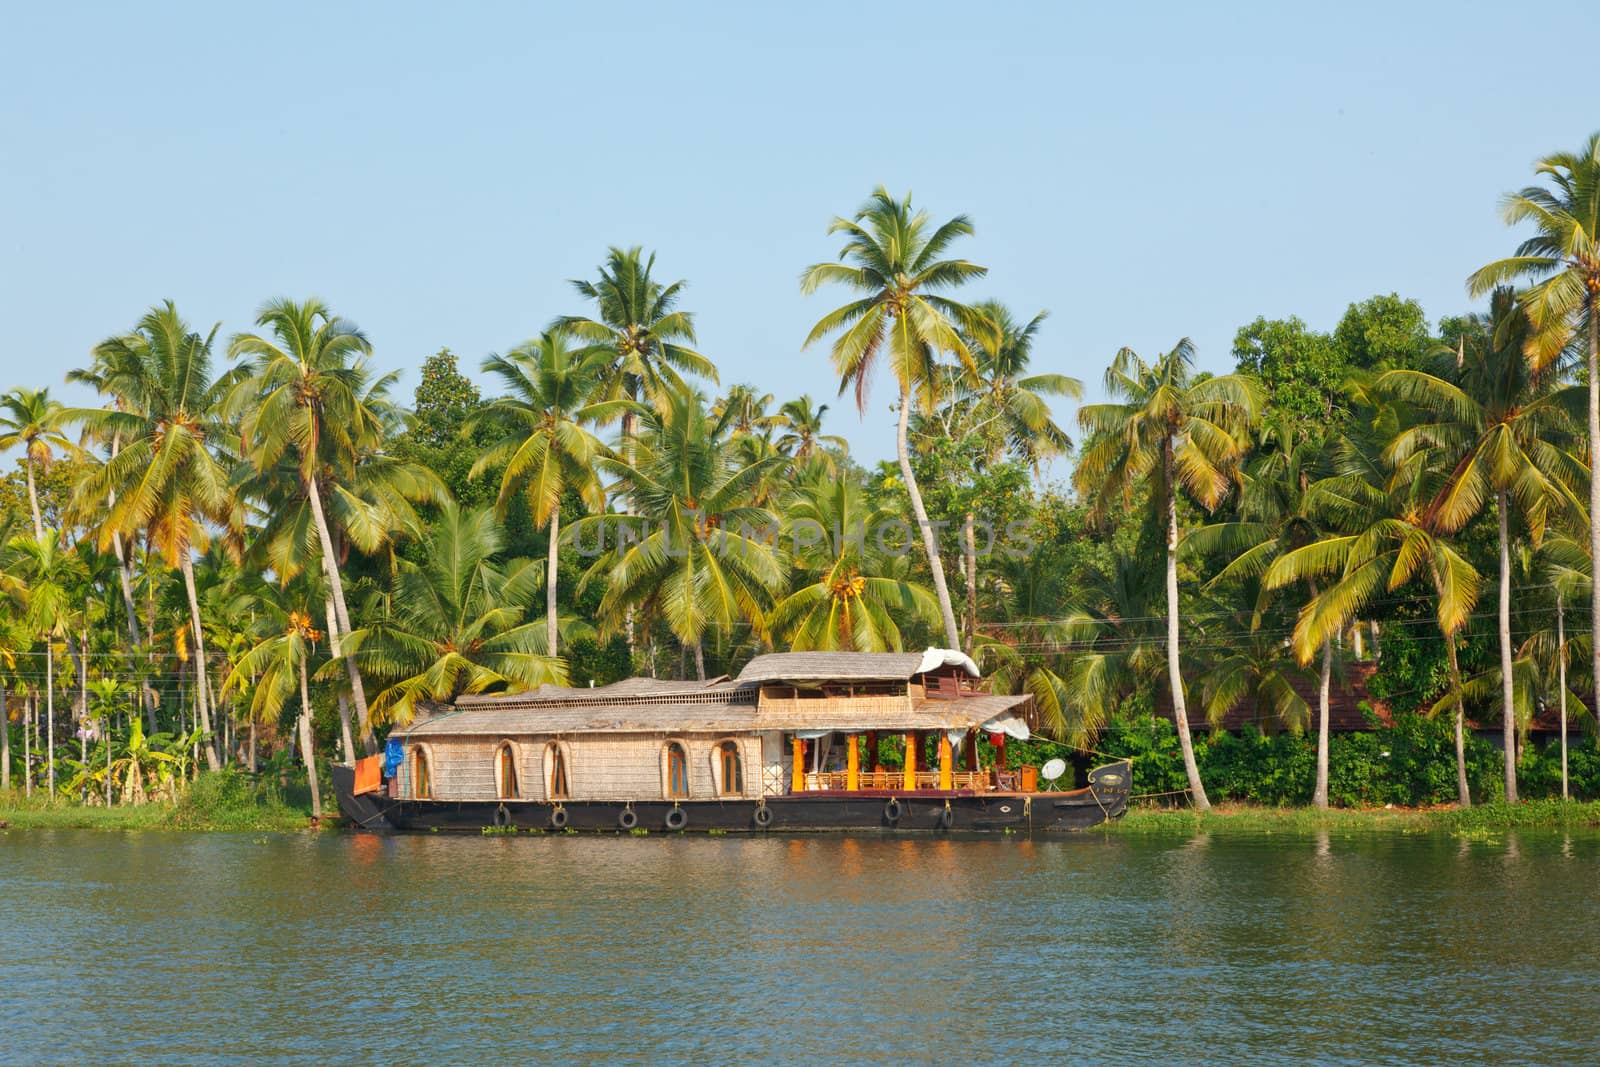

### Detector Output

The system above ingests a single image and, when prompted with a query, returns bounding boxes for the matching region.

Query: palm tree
[773,395,849,474]
[801,186,987,649]
[1076,340,1260,811]
[1266,433,1482,806]
[343,504,565,724]
[228,297,396,754]
[470,330,622,655]
[7,531,87,795]
[0,387,74,539]
[555,246,717,470]
[573,388,786,678]
[768,471,938,651]
[1189,414,1339,805]
[983,552,1165,750]
[955,301,1082,470]
[1469,133,1600,744]
[1374,288,1585,802]
[223,593,326,818]
[76,303,235,770]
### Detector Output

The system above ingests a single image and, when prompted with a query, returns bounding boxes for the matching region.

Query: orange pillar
[902,732,917,791]
[846,734,860,791]
[791,737,805,793]
[938,734,954,791]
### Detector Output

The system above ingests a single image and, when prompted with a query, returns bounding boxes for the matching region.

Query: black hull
[331,761,1131,835]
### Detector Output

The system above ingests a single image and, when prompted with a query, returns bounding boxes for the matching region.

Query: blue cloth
[383,737,406,778]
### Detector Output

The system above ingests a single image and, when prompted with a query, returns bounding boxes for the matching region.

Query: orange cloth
[353,755,383,796]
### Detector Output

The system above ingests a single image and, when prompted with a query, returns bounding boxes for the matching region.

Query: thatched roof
[401,691,1032,739]
[735,651,928,685]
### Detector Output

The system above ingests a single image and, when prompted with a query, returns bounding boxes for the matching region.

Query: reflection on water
[2,828,1598,1065]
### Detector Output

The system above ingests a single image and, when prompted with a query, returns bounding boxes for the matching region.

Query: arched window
[413,747,433,800]
[547,742,570,799]
[496,742,520,799]
[718,740,743,796]
[666,742,690,799]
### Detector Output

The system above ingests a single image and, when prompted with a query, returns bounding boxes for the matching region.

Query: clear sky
[3,1,1597,467]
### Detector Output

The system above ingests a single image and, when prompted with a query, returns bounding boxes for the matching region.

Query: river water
[2,828,1596,1065]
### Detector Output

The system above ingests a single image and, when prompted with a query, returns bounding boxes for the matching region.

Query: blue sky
[3,1,1597,468]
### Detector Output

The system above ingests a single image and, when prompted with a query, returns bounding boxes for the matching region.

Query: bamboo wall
[404,733,772,802]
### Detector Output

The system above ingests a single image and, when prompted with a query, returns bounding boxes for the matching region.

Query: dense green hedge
[1093,714,1597,807]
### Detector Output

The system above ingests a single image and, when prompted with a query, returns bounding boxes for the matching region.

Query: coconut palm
[0,386,75,539]
[1190,414,1339,805]
[574,388,786,678]
[801,187,987,649]
[555,246,717,469]
[955,301,1081,470]
[1075,340,1260,811]
[1374,288,1586,802]
[7,531,87,795]
[228,297,404,754]
[223,593,326,818]
[768,471,938,651]
[470,330,623,655]
[984,551,1165,749]
[1469,132,1600,740]
[773,395,849,475]
[1266,432,1482,806]
[75,302,236,770]
[343,504,565,724]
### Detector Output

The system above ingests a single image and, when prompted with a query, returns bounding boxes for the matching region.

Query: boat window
[496,742,519,799]
[666,742,690,799]
[414,747,433,800]
[547,742,570,799]
[718,741,743,796]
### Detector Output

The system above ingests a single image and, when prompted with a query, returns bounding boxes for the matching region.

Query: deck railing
[802,770,1012,792]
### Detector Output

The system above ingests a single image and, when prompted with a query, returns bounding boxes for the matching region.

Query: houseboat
[331,649,1130,834]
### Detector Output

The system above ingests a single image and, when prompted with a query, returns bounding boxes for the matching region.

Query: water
[2,828,1597,1065]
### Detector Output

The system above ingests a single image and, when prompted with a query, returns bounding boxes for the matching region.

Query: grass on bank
[1107,798,1600,835]
[0,770,315,832]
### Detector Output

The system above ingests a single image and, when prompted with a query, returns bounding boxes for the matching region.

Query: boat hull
[330,761,1131,835]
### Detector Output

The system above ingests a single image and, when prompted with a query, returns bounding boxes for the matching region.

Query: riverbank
[0,772,314,833]
[1107,798,1600,835]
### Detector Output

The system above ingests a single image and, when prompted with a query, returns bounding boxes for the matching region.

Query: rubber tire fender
[753,805,774,828]
[665,807,688,831]
[883,797,903,823]
[938,806,955,830]
[550,807,569,830]
[618,808,639,830]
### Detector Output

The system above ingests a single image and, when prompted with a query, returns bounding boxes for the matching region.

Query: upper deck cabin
[386,650,1038,804]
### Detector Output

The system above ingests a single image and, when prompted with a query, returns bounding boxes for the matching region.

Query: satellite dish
[1040,758,1067,787]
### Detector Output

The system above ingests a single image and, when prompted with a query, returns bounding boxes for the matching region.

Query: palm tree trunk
[1163,479,1210,811]
[693,639,706,682]
[1,687,9,793]
[323,598,356,764]
[1558,591,1569,800]
[248,720,257,775]
[546,507,561,655]
[178,551,222,771]
[305,473,375,755]
[1445,630,1470,807]
[897,382,961,649]
[45,644,55,798]
[107,431,153,732]
[1590,300,1600,763]
[622,408,639,665]
[1495,490,1518,803]
[24,454,43,541]
[23,693,31,797]
[962,512,978,654]
[297,656,321,820]
[1313,581,1332,809]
